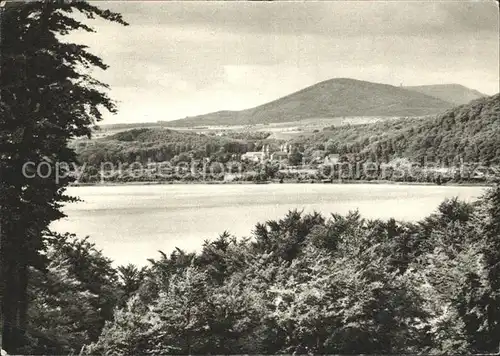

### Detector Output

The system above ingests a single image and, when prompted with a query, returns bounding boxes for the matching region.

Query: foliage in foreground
[0,1,126,352]
[23,186,500,355]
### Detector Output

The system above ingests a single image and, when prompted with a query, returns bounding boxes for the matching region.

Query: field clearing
[67,116,411,147]
[96,116,401,134]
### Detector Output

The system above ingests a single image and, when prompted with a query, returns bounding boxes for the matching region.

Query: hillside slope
[72,127,279,168]
[167,78,455,127]
[404,84,486,105]
[296,93,500,165]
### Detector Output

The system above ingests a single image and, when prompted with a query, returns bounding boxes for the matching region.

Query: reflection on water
[51,184,485,266]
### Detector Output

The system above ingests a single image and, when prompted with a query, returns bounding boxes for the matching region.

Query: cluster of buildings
[241,144,293,163]
[240,144,342,165]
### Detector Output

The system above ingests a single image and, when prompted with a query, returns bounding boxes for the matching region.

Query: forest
[297,94,500,166]
[17,186,500,355]
[72,128,277,168]
[72,94,500,184]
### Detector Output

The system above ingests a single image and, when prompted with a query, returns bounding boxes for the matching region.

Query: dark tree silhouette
[0,1,127,352]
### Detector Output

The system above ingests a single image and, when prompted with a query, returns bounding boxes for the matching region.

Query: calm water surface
[51,184,486,266]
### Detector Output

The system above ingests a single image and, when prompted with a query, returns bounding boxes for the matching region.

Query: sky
[66,1,500,124]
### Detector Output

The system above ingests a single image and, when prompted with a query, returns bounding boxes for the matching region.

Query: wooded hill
[72,128,277,167]
[166,78,476,127]
[403,84,486,105]
[73,93,499,184]
[296,93,500,166]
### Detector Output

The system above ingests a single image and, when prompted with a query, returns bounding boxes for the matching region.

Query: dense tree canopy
[72,128,279,166]
[296,94,500,166]
[0,1,126,352]
[48,186,498,356]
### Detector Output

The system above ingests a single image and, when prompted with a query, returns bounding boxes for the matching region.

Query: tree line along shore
[72,93,500,185]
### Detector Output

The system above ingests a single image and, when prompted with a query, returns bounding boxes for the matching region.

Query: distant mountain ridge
[403,84,486,105]
[166,78,467,127]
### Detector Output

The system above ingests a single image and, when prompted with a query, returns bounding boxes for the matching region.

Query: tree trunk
[1,226,23,354]
[0,206,4,353]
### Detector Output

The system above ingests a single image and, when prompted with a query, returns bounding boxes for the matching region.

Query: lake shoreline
[55,184,486,267]
[69,179,493,188]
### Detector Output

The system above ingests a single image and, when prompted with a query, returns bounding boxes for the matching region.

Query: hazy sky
[67,1,499,124]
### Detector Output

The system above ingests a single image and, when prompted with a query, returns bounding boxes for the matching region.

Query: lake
[51,183,486,266]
